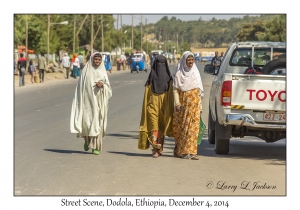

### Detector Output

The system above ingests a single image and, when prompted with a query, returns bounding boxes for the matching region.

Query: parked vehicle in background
[99,52,112,73]
[131,53,148,73]
[194,52,200,62]
[204,41,286,155]
[151,50,163,58]
[201,56,210,63]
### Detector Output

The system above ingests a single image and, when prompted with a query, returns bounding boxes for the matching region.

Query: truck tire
[214,111,231,154]
[215,138,229,155]
[208,108,215,144]
[261,58,286,75]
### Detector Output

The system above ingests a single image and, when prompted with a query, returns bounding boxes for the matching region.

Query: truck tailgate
[231,75,286,111]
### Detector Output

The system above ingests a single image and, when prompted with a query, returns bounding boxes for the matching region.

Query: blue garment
[71,66,81,78]
[19,71,25,86]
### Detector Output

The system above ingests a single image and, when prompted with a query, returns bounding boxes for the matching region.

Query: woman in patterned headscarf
[71,53,81,79]
[70,52,112,155]
[138,55,174,158]
[172,51,204,160]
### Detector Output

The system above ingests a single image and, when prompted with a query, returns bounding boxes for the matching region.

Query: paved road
[14,62,286,196]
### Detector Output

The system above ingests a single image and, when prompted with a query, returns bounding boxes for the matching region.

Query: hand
[95,81,103,88]
[175,104,181,112]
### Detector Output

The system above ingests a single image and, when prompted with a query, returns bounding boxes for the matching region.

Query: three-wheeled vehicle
[194,52,200,62]
[131,53,148,73]
[99,52,112,73]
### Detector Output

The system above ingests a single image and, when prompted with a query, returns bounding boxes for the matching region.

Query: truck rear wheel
[215,137,229,154]
[214,112,230,154]
[208,108,215,144]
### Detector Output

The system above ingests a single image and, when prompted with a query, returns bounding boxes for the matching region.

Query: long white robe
[70,53,112,150]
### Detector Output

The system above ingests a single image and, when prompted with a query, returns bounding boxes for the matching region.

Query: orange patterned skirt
[173,88,201,157]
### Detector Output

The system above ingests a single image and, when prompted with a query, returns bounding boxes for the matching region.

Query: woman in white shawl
[70,52,112,155]
[172,51,204,160]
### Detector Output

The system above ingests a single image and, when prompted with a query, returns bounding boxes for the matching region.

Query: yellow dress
[138,84,174,150]
[173,88,201,156]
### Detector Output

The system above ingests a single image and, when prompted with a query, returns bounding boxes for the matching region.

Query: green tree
[261,15,286,42]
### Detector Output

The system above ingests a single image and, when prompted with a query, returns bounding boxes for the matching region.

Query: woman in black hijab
[138,55,174,158]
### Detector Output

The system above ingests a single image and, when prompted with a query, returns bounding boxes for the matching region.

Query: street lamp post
[91,14,94,55]
[146,18,148,53]
[131,14,134,51]
[47,14,68,66]
[73,15,76,53]
[177,34,178,55]
[140,15,142,51]
[26,14,28,67]
[123,30,127,53]
[101,14,104,52]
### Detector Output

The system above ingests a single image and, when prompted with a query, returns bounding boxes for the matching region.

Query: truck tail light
[221,81,232,106]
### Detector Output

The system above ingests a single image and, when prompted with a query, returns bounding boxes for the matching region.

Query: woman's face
[186,56,194,68]
[93,56,102,67]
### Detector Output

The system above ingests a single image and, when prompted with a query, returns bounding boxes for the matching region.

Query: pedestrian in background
[211,51,221,74]
[17,53,26,87]
[138,55,174,158]
[28,59,36,83]
[172,51,204,160]
[61,53,71,79]
[219,52,225,62]
[174,52,177,63]
[120,53,127,70]
[70,53,81,79]
[70,52,112,155]
[126,55,131,70]
[78,52,84,73]
[169,53,173,64]
[38,52,47,83]
[177,53,181,62]
[14,60,17,75]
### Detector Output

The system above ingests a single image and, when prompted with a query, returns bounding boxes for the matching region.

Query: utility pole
[140,15,142,51]
[76,14,88,52]
[47,14,50,66]
[73,15,76,53]
[101,14,104,52]
[117,14,119,31]
[177,34,178,55]
[131,14,134,51]
[120,14,122,33]
[91,14,93,54]
[146,18,148,53]
[25,14,28,63]
[158,28,161,49]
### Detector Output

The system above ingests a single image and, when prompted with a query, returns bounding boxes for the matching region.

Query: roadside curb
[14,66,132,87]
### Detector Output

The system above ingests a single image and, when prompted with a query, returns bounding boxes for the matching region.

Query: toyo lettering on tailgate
[231,79,286,111]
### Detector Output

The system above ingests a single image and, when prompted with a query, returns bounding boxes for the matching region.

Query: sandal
[84,141,89,151]
[190,155,199,160]
[152,149,159,158]
[180,154,199,160]
[92,149,99,155]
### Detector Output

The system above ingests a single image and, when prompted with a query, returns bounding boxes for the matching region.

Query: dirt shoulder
[14,65,123,87]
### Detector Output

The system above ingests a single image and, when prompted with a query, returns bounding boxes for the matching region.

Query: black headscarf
[145,55,172,94]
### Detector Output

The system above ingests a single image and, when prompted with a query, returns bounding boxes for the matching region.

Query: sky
[113,14,259,28]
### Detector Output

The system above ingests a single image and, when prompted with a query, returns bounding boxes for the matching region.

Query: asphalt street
[14,62,286,196]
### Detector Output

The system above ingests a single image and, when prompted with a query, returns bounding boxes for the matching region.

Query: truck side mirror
[204,64,215,75]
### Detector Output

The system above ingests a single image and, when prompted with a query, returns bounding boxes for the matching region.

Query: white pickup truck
[204,41,286,154]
